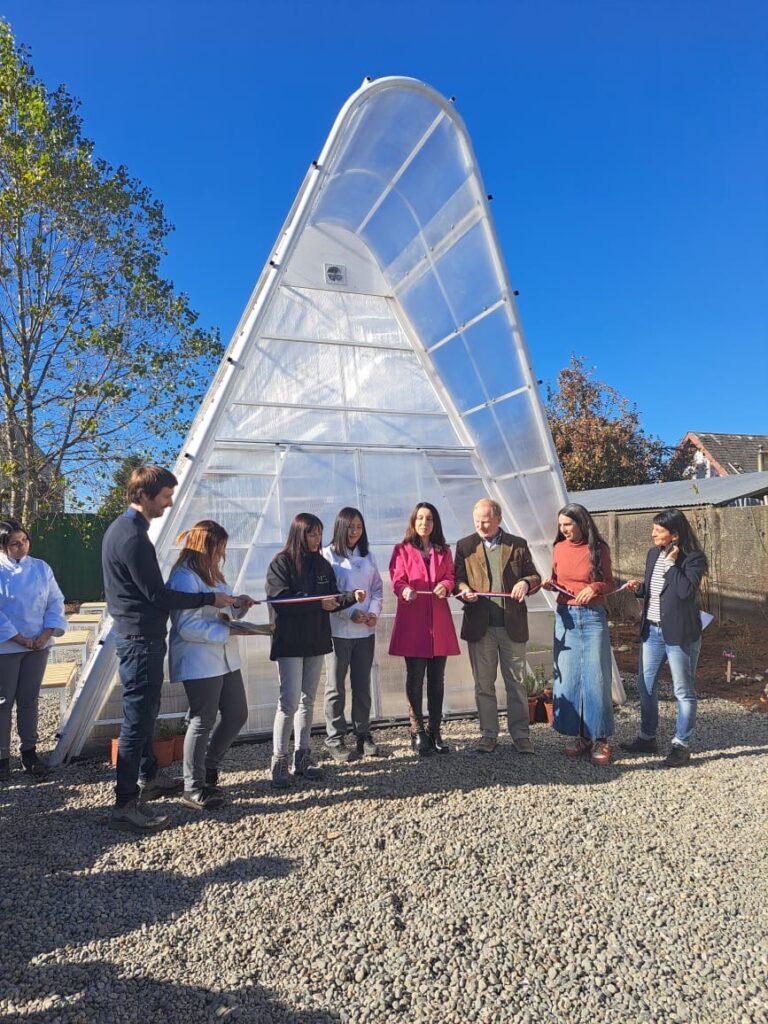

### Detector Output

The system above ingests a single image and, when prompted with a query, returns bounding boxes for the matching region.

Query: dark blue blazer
[635,547,707,646]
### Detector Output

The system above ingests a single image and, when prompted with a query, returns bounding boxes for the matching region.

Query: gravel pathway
[2,684,766,1024]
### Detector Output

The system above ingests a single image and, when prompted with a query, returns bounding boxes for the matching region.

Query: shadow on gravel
[0,963,340,1024]
[0,853,331,1024]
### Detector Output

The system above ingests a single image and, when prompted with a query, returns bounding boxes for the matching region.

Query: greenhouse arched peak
[52,76,580,762]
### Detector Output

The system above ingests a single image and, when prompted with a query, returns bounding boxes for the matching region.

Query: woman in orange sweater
[542,503,614,765]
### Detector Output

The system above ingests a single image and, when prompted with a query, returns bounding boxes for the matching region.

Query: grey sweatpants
[182,670,248,791]
[0,648,49,758]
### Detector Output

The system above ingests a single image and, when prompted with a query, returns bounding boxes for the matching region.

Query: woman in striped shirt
[621,508,708,768]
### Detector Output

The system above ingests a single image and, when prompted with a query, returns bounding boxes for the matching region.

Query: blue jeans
[114,636,166,806]
[637,623,700,747]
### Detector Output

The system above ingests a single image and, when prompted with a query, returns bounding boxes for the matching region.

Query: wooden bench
[41,661,78,715]
[79,601,107,615]
[51,630,91,665]
[65,613,103,632]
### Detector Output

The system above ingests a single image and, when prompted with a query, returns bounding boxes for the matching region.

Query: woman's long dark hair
[330,507,369,558]
[0,519,27,554]
[653,508,708,569]
[403,501,448,553]
[554,503,607,582]
[282,513,323,573]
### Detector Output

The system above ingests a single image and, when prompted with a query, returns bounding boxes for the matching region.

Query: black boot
[427,724,450,754]
[411,730,433,756]
[21,748,50,779]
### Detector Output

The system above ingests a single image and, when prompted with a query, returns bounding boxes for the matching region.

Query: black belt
[647,619,660,626]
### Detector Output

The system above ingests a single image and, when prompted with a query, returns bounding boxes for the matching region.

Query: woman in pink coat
[389,502,460,756]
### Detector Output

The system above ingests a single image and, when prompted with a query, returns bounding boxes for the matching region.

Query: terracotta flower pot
[153,737,175,768]
[173,733,185,762]
[528,697,539,724]
[110,735,176,767]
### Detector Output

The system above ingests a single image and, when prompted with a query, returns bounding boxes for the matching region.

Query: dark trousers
[0,648,49,759]
[325,634,375,742]
[404,656,447,733]
[114,636,166,806]
[182,670,248,791]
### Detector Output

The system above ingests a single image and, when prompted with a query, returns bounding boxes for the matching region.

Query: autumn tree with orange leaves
[545,356,676,491]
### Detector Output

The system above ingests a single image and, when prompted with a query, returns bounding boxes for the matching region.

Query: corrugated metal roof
[570,471,768,513]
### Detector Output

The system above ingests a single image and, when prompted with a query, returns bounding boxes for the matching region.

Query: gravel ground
[2,681,767,1024]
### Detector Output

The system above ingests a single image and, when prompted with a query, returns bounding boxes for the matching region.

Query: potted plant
[153,720,176,768]
[528,665,555,725]
[525,671,543,723]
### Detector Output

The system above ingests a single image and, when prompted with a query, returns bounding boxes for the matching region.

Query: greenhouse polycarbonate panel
[53,77,571,763]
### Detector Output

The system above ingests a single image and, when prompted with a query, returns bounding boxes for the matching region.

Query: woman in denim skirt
[542,504,615,766]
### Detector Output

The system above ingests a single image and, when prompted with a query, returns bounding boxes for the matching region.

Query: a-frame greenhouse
[53,75,577,762]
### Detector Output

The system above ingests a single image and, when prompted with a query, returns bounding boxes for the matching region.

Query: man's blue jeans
[114,636,165,806]
[637,623,701,747]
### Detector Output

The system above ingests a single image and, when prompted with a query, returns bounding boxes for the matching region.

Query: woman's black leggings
[404,656,447,732]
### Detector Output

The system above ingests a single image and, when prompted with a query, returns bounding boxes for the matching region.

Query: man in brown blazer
[454,498,541,753]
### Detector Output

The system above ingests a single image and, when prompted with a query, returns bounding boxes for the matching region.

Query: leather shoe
[619,735,659,755]
[412,731,433,756]
[428,728,450,754]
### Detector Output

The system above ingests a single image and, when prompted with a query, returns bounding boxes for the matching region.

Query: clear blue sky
[4,0,766,448]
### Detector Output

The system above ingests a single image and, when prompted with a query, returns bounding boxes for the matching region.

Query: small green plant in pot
[527,664,555,724]
[153,720,176,767]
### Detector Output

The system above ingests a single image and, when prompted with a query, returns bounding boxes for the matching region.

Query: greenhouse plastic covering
[53,77,570,760]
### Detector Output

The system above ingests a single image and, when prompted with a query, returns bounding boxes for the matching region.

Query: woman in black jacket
[266,513,364,789]
[621,508,708,768]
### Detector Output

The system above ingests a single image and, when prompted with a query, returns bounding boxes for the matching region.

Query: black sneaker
[180,788,224,811]
[325,740,351,763]
[664,744,691,768]
[139,771,184,801]
[619,736,659,756]
[356,733,379,757]
[204,768,223,794]
[292,748,322,780]
[21,750,50,779]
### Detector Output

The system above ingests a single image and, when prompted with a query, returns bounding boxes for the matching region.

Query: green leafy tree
[0,21,222,521]
[546,355,667,491]
[98,452,145,520]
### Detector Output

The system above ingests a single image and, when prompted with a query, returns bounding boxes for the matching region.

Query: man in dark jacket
[102,465,234,833]
[454,499,541,754]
